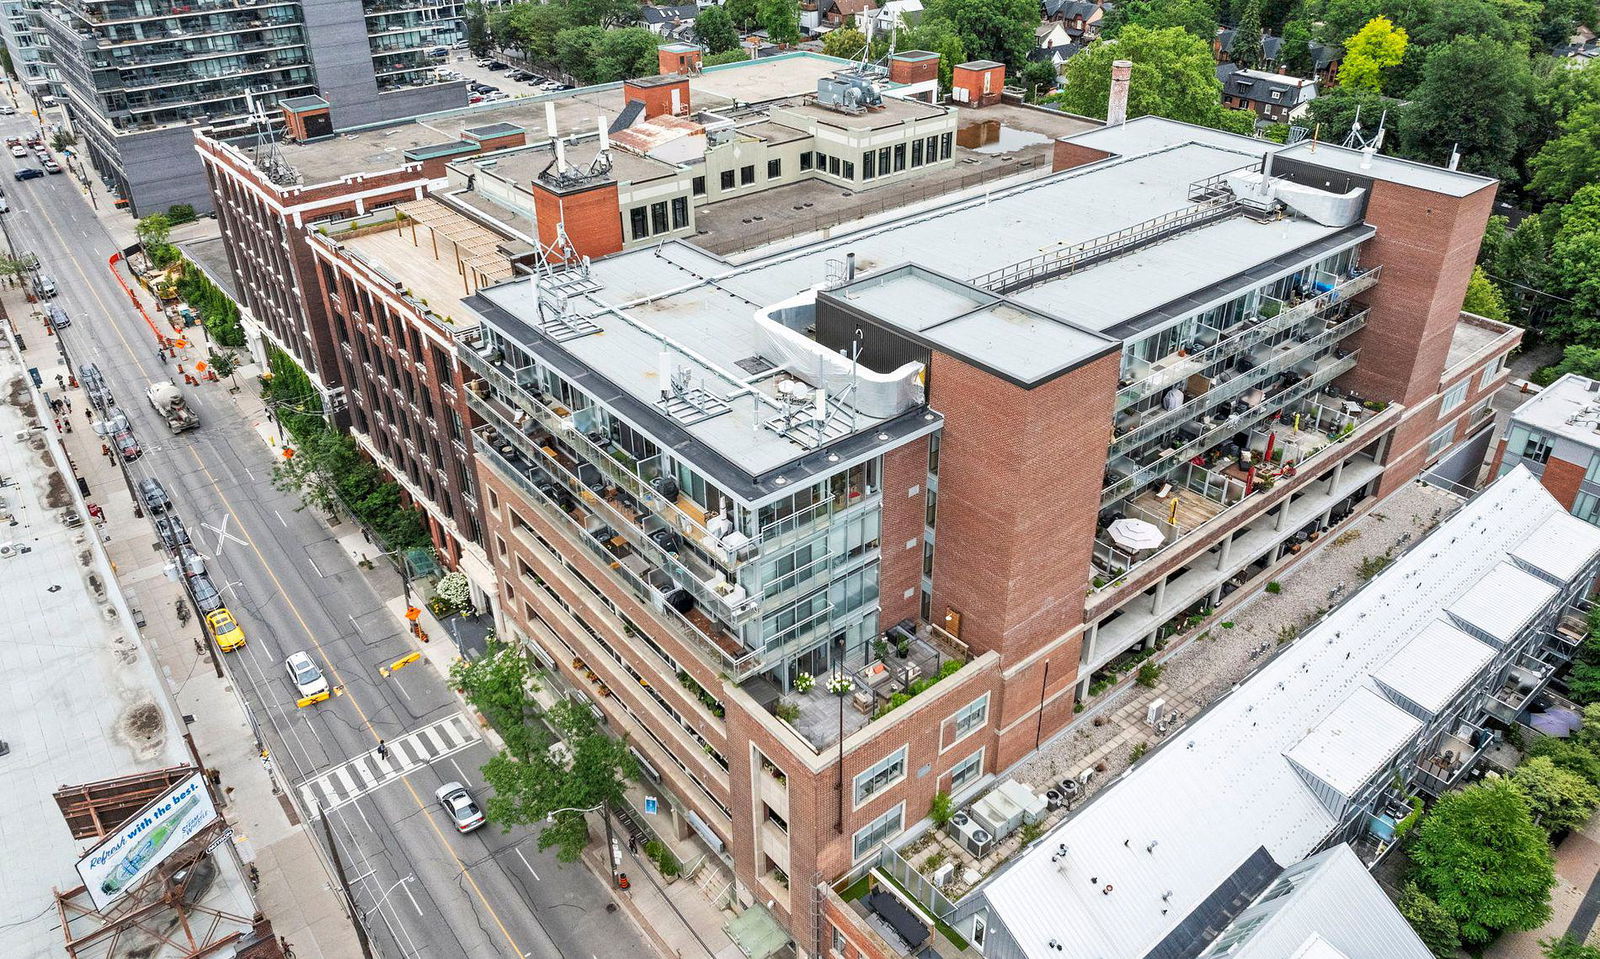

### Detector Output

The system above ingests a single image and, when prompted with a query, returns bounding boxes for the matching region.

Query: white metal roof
[1285,688,1421,799]
[1446,562,1557,646]
[1371,620,1494,716]
[1511,509,1600,583]
[975,467,1576,959]
[1230,847,1432,959]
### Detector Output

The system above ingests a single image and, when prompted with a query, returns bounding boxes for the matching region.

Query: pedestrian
[157,349,166,366]
[628,835,638,854]
[54,373,63,389]
[376,740,387,759]
[84,407,92,421]
[64,419,71,434]
[100,443,110,459]
[279,937,294,959]
[64,397,70,412]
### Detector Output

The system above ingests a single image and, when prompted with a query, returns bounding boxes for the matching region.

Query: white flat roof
[1372,620,1495,716]
[1511,510,1600,583]
[1509,373,1600,448]
[975,466,1576,959]
[1446,562,1558,645]
[1286,688,1422,799]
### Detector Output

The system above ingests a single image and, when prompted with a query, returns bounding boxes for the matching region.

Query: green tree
[1410,778,1556,947]
[1494,211,1558,326]
[1053,26,1241,130]
[554,25,606,82]
[1535,0,1598,47]
[1543,935,1600,959]
[565,0,636,27]
[1260,0,1297,31]
[1400,35,1530,181]
[821,26,866,59]
[205,348,240,380]
[1531,102,1600,206]
[1279,18,1314,75]
[1339,16,1407,94]
[451,641,540,758]
[493,2,570,68]
[723,0,760,31]
[1528,731,1600,787]
[1316,0,1428,45]
[1397,882,1461,959]
[1412,0,1520,49]
[271,428,352,516]
[137,213,175,265]
[1480,212,1509,266]
[591,26,660,82]
[1106,0,1219,40]
[1512,755,1600,834]
[1305,85,1401,146]
[1463,265,1511,322]
[695,5,740,53]
[702,47,752,66]
[464,0,493,57]
[1020,59,1060,100]
[924,0,1036,68]
[1548,184,1600,345]
[759,0,801,45]
[481,699,637,861]
[1231,0,1265,68]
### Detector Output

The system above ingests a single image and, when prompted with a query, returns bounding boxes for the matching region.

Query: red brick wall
[879,437,929,631]
[658,47,701,75]
[889,55,939,85]
[1341,179,1497,408]
[472,131,527,152]
[928,351,1118,662]
[531,181,624,260]
[952,64,1004,107]
[1542,456,1586,511]
[622,77,690,118]
[1052,140,1113,172]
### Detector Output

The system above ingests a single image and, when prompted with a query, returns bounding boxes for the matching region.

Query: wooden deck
[1130,487,1227,529]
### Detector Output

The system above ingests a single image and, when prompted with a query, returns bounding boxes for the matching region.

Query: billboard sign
[75,772,218,909]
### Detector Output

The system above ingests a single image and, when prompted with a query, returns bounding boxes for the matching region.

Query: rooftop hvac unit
[955,816,993,857]
[1146,698,1167,726]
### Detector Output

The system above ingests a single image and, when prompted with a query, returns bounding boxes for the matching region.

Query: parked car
[507,70,532,81]
[42,159,60,174]
[467,94,484,104]
[13,167,41,181]
[9,145,25,158]
[188,572,223,613]
[427,46,448,57]
[486,59,508,70]
[137,477,171,514]
[285,650,330,700]
[113,425,141,461]
[44,305,69,329]
[34,273,56,297]
[155,513,190,549]
[483,91,509,101]
[206,607,245,651]
[435,782,486,833]
[0,105,14,115]
[539,80,562,91]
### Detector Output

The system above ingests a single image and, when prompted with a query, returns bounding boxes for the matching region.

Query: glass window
[1512,426,1553,464]
[1427,424,1455,457]
[829,155,841,176]
[692,175,705,196]
[852,803,903,860]
[940,132,953,159]
[878,146,891,174]
[911,138,924,167]
[1440,379,1469,413]
[801,151,814,171]
[671,196,688,230]
[926,135,938,161]
[650,201,668,235]
[862,150,875,180]
[740,164,755,185]
[893,143,906,171]
[854,746,907,805]
[768,157,781,178]
[1586,452,1600,485]
[950,748,983,792]
[928,434,940,475]
[1576,491,1600,526]
[949,693,988,742]
[720,169,735,190]
[842,160,854,179]
[1480,353,1505,388]
[925,487,937,528]
[629,207,648,240]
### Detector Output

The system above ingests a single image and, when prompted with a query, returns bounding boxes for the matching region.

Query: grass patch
[840,874,872,902]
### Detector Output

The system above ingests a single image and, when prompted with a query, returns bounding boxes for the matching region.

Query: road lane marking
[31,189,535,959]
[515,849,541,881]
[295,714,480,817]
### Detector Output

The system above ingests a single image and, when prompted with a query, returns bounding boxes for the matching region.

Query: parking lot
[431,51,572,104]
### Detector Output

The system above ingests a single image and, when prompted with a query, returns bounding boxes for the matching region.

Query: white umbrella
[1107,518,1164,551]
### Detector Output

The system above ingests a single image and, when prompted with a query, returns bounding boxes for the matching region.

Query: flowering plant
[792,672,816,693]
[827,675,855,696]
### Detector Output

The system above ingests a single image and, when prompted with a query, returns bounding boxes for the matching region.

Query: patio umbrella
[1108,518,1164,551]
[1529,707,1582,738]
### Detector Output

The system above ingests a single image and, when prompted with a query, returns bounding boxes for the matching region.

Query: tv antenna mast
[1341,104,1387,151]
[245,88,297,186]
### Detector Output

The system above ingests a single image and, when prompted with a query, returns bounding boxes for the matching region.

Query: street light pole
[547,803,618,887]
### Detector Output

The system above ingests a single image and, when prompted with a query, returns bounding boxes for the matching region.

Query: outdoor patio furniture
[861,660,893,687]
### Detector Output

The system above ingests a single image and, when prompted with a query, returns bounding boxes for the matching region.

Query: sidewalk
[1491,804,1600,957]
[13,286,362,959]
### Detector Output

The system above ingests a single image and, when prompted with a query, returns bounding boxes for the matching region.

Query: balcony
[458,333,759,572]
[1115,265,1382,410]
[474,435,766,680]
[1414,723,1492,797]
[1486,658,1555,725]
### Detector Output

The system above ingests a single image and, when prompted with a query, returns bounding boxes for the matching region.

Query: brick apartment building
[194,51,1086,603]
[1491,373,1600,524]
[451,115,1516,951]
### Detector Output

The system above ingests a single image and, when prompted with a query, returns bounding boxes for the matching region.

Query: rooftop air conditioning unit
[956,817,993,857]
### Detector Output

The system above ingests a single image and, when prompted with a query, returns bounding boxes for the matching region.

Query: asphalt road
[1,113,650,959]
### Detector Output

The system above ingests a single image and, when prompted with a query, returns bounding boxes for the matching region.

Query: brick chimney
[279,94,332,142]
[657,43,702,76]
[1107,59,1132,125]
[951,61,1005,108]
[889,50,939,85]
[621,74,691,119]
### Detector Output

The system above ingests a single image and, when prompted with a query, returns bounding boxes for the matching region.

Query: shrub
[1265,581,1282,594]
[1130,742,1148,762]
[774,700,800,723]
[930,790,953,827]
[1136,662,1163,688]
[1398,882,1460,959]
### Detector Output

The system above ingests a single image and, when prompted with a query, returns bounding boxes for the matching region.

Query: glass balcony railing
[475,435,767,680]
[467,389,761,624]
[458,336,758,573]
[1116,266,1382,410]
[1111,309,1369,457]
[1102,352,1359,506]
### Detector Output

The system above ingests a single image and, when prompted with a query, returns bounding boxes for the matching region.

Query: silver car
[435,782,486,833]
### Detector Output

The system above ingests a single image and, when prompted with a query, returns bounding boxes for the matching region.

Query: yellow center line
[33,189,530,957]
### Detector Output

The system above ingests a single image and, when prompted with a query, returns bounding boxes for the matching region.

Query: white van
[35,274,57,298]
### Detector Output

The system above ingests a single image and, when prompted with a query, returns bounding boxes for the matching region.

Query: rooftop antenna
[1447,142,1461,171]
[244,87,296,186]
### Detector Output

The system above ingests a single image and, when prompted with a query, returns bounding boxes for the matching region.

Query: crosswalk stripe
[435,720,463,748]
[295,714,486,818]
[421,727,447,753]
[331,767,356,800]
[349,757,378,788]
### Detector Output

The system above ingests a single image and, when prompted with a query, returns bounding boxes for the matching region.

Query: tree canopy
[1339,16,1408,94]
[1463,265,1512,322]
[1278,18,1315,76]
[759,0,801,46]
[1231,0,1265,69]
[451,642,540,759]
[923,0,1036,68]
[1511,755,1600,835]
[1103,0,1219,40]
[694,6,740,54]
[1397,882,1460,959]
[1053,26,1252,133]
[1531,101,1600,205]
[1400,35,1532,181]
[1410,778,1556,946]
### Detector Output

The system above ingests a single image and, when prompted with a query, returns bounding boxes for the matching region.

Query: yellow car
[207,608,246,652]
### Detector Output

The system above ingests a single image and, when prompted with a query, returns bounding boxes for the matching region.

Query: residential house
[1221,67,1317,123]
[1216,28,1342,84]
[861,0,924,36]
[640,3,704,37]
[1040,0,1104,41]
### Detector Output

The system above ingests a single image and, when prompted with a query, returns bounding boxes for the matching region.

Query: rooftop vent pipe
[1107,60,1132,126]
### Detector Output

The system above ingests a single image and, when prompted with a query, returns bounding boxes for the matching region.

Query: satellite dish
[777,379,795,396]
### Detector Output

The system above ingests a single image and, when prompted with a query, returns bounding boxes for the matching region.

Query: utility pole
[320,805,376,959]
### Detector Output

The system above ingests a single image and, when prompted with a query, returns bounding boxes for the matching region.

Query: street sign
[643,796,659,815]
